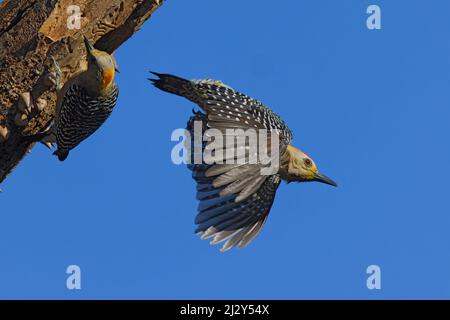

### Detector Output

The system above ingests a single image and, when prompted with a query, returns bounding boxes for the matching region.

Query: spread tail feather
[148,72,193,98]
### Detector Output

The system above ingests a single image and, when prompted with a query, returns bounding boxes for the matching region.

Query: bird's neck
[278,150,294,182]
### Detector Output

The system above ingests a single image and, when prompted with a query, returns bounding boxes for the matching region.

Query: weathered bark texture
[0,0,163,183]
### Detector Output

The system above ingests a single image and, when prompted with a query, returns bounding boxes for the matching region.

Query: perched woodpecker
[29,36,119,161]
[150,72,337,252]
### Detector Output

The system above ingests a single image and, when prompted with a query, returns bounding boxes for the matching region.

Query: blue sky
[1,0,450,299]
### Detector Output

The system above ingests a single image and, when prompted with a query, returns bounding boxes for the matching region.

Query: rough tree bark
[0,0,163,183]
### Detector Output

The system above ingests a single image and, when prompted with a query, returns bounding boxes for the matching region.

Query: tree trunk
[0,0,163,183]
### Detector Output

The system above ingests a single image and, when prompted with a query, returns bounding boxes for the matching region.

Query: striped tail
[149,72,194,100]
[53,148,69,162]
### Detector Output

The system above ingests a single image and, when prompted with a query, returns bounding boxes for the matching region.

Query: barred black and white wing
[150,72,292,144]
[151,73,292,251]
[55,84,119,160]
[187,112,281,251]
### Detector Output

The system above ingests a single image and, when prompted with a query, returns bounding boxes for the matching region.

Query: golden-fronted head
[83,36,119,90]
[280,145,337,186]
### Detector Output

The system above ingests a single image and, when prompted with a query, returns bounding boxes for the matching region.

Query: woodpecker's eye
[304,158,312,168]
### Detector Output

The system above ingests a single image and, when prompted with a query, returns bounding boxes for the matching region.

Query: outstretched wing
[187,112,281,251]
[151,73,291,251]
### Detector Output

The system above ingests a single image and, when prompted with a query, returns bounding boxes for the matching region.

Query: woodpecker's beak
[83,36,95,55]
[313,172,337,187]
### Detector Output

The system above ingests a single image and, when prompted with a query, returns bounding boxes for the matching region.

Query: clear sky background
[1,0,450,299]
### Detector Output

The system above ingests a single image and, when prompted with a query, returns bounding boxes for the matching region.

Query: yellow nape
[287,145,301,152]
[101,68,115,90]
[288,144,311,158]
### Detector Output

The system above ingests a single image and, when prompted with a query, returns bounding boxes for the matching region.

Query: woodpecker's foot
[21,125,55,150]
[45,56,62,91]
[39,132,56,150]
